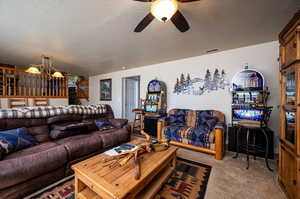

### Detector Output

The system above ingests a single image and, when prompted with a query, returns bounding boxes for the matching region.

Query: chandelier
[26,55,64,78]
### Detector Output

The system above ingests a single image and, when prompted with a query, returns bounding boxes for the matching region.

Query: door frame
[122,75,141,119]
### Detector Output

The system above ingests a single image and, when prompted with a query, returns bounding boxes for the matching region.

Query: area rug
[26,158,211,199]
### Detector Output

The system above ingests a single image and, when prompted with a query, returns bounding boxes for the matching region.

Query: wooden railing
[0,66,68,98]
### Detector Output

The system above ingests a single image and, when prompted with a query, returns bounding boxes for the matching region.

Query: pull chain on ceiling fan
[133,0,200,33]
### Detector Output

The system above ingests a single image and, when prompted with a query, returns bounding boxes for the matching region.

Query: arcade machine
[143,79,167,137]
[228,66,274,159]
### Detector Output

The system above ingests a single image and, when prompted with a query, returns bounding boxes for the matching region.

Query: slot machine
[143,79,167,137]
[231,67,271,127]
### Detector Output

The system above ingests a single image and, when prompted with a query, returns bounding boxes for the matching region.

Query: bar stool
[131,108,145,134]
[233,125,273,171]
[233,107,273,171]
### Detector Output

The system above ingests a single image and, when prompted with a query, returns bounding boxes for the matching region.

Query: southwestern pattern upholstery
[0,104,130,199]
[159,109,225,160]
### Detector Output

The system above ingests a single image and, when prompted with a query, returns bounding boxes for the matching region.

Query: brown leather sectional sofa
[0,105,130,199]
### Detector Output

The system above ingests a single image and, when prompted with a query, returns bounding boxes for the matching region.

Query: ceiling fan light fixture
[151,0,178,22]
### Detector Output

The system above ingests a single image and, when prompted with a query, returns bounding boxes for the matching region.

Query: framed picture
[100,78,112,101]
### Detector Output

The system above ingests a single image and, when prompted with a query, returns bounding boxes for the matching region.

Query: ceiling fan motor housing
[134,0,194,32]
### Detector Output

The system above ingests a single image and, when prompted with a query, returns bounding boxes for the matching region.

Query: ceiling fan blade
[134,13,155,32]
[171,10,190,32]
[177,0,200,2]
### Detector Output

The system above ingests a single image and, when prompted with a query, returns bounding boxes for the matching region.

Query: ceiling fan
[134,0,200,33]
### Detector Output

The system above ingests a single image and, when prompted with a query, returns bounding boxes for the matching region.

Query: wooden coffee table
[71,139,178,199]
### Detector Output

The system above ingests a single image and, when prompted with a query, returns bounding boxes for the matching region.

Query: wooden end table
[71,139,178,199]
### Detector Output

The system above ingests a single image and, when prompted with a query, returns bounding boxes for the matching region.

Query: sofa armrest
[214,128,224,160]
[157,119,166,141]
[158,117,170,126]
[108,118,128,128]
[214,122,226,130]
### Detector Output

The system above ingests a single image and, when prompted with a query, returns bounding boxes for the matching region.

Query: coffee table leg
[75,176,85,199]
[171,154,177,169]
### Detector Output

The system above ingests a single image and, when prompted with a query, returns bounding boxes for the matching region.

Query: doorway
[122,76,140,122]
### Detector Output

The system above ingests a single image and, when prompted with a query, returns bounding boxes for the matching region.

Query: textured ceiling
[0,0,299,76]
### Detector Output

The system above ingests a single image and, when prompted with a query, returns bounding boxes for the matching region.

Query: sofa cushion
[47,114,82,125]
[108,118,128,128]
[55,134,103,160]
[163,125,185,143]
[0,146,4,160]
[0,118,47,131]
[163,125,215,150]
[82,119,99,132]
[0,167,65,199]
[95,119,114,131]
[196,110,218,129]
[50,128,82,140]
[205,118,218,130]
[51,122,87,131]
[3,142,58,160]
[0,128,36,154]
[169,114,185,125]
[50,122,91,140]
[25,125,50,143]
[0,143,67,189]
[96,128,130,149]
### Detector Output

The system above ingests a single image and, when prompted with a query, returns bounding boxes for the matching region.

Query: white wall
[89,41,280,151]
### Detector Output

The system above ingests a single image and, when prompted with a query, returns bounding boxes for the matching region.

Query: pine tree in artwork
[205,69,211,81]
[174,78,180,94]
[186,73,191,86]
[219,69,226,89]
[204,69,211,91]
[213,69,220,90]
[180,73,185,89]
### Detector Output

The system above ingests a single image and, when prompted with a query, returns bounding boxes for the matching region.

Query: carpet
[26,158,211,199]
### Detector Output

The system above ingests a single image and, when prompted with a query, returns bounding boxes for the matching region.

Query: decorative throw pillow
[50,122,90,140]
[51,122,87,131]
[82,120,99,132]
[169,114,185,125]
[108,119,128,128]
[197,111,212,126]
[25,125,50,143]
[94,120,114,131]
[50,128,83,140]
[0,128,35,155]
[205,118,218,130]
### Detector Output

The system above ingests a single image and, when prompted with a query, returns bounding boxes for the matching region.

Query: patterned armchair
[157,109,226,160]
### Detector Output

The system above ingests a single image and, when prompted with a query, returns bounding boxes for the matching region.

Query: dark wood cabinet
[144,116,160,137]
[278,10,300,199]
[228,125,274,159]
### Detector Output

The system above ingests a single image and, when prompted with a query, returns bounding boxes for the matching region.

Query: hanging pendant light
[52,71,64,78]
[25,65,41,74]
[26,55,64,78]
[151,0,178,22]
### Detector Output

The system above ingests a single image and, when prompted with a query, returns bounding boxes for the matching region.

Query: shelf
[283,104,297,110]
[136,165,174,199]
[78,187,101,199]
